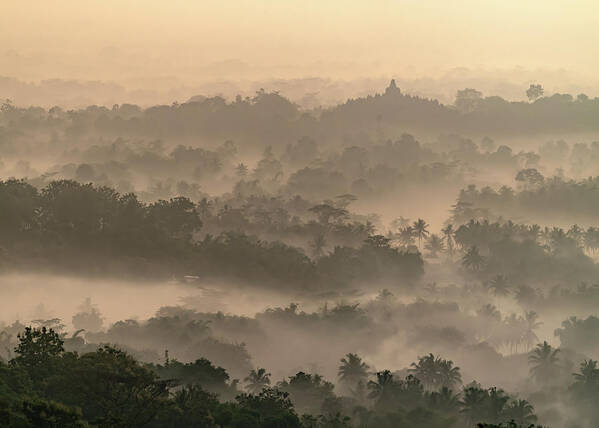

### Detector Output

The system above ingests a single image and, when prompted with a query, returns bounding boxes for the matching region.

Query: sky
[1,0,598,84]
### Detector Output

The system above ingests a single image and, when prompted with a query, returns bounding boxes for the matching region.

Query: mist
[2,2,599,428]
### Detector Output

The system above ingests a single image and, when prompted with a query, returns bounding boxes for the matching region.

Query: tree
[566,224,584,246]
[572,359,599,387]
[441,224,455,257]
[390,217,410,231]
[528,341,560,386]
[244,368,271,394]
[147,196,202,240]
[503,399,537,426]
[583,226,599,254]
[485,387,510,423]
[409,354,461,391]
[277,372,335,415]
[236,388,301,427]
[337,353,369,387]
[397,226,416,247]
[367,370,396,410]
[310,233,327,258]
[309,204,348,225]
[412,218,429,249]
[522,311,542,352]
[462,246,485,272]
[515,169,544,189]
[460,384,489,425]
[455,88,483,113]
[570,359,599,424]
[22,399,88,428]
[489,275,511,298]
[66,346,171,427]
[12,326,64,369]
[168,385,220,428]
[155,357,234,397]
[424,234,445,258]
[526,84,544,102]
[426,386,460,414]
[235,163,248,177]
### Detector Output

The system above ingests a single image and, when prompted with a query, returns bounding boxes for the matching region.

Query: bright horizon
[1,0,598,84]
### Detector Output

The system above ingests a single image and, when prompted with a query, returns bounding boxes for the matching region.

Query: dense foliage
[0,326,555,428]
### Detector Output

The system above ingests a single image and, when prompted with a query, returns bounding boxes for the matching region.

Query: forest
[2,78,599,428]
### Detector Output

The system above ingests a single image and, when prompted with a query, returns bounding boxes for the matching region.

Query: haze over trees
[2,34,599,428]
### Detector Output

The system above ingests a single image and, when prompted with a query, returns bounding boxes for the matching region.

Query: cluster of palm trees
[474,306,543,354]
[390,218,430,249]
[409,353,462,391]
[526,340,599,390]
[572,359,599,394]
[335,352,536,425]
[239,346,599,426]
[460,386,537,426]
[244,367,272,394]
[364,370,536,426]
[453,219,599,257]
[462,246,485,271]
[389,218,460,259]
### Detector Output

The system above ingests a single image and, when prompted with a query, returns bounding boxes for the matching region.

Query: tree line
[0,178,423,288]
[0,325,557,427]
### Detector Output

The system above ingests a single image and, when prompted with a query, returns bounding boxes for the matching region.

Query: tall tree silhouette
[441,224,456,257]
[338,353,369,387]
[528,341,560,386]
[412,218,429,249]
[462,246,485,272]
[244,368,271,394]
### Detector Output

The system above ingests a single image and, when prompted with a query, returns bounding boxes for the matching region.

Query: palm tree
[390,216,410,231]
[397,226,415,247]
[310,233,327,258]
[438,359,462,390]
[477,303,501,321]
[584,227,599,254]
[409,353,438,390]
[528,224,541,242]
[350,379,369,403]
[235,163,249,177]
[0,331,12,360]
[523,311,542,352]
[424,234,445,258]
[441,224,455,257]
[485,387,510,423]
[528,341,560,386]
[412,218,430,249]
[489,274,511,298]
[573,359,599,386]
[367,370,395,410]
[462,246,485,272]
[567,224,584,246]
[338,353,369,386]
[539,226,551,247]
[244,368,271,393]
[409,354,461,391]
[352,405,374,427]
[504,399,537,425]
[550,227,568,251]
[460,384,488,425]
[514,284,537,307]
[426,386,460,414]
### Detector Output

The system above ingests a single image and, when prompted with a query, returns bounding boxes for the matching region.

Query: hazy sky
[1,0,598,82]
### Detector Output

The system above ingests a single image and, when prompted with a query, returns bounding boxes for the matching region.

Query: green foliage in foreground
[0,326,550,427]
